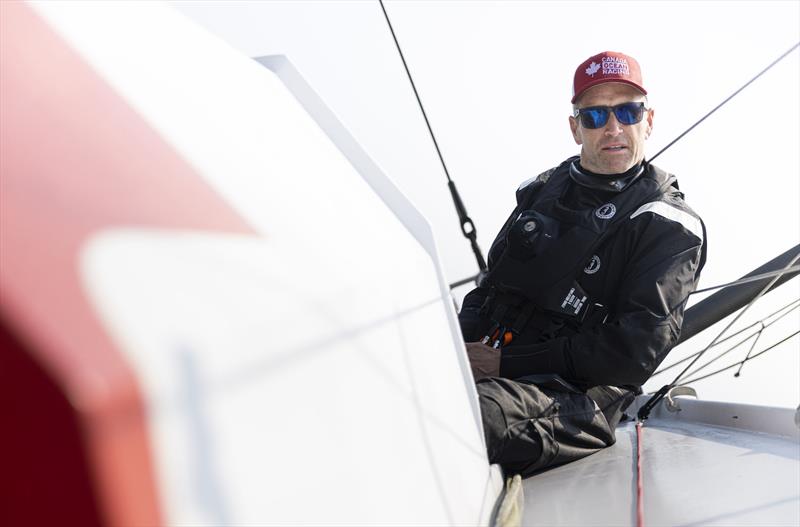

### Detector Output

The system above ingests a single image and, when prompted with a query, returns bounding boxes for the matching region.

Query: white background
[171,0,799,408]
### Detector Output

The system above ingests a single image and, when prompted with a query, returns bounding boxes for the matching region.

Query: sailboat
[1,2,797,526]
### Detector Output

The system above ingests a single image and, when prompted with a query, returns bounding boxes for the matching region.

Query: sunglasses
[574,102,647,129]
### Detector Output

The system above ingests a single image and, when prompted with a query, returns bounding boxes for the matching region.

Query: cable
[658,331,759,379]
[649,41,799,164]
[681,326,761,381]
[675,254,797,383]
[678,246,800,345]
[680,331,799,385]
[378,0,487,276]
[378,1,451,183]
[638,253,800,420]
[734,324,763,377]
[651,299,800,377]
[690,266,800,296]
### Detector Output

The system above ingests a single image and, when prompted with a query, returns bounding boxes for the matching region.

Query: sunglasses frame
[574,102,648,129]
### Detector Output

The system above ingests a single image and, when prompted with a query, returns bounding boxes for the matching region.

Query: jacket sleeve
[499,206,706,388]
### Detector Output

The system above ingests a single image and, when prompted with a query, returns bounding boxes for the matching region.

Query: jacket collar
[568,160,645,192]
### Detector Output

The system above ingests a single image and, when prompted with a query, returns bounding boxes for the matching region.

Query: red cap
[572,51,647,103]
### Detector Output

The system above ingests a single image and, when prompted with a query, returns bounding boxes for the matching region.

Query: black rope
[378,0,487,278]
[649,41,799,164]
[378,0,452,184]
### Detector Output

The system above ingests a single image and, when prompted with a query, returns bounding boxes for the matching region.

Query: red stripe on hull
[0,3,256,525]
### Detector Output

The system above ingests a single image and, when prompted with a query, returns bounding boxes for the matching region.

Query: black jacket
[459,158,706,389]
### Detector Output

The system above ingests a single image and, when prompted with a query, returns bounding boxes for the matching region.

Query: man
[459,51,706,476]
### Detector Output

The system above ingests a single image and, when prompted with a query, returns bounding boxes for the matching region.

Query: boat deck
[522,396,800,526]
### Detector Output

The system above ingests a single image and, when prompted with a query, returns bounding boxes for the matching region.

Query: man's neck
[569,160,645,192]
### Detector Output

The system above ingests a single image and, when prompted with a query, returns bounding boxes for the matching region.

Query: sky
[171,0,799,408]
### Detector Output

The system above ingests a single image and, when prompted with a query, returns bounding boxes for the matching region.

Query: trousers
[476,376,636,477]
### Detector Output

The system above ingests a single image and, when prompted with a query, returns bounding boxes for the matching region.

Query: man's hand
[466,341,501,381]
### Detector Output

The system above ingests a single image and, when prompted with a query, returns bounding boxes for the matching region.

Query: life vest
[480,158,676,345]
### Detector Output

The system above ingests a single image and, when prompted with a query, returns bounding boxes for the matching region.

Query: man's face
[569,83,654,174]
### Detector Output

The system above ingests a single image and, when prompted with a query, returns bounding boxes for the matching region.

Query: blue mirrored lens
[614,103,644,125]
[580,107,609,128]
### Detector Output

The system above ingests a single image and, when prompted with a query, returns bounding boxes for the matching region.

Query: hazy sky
[172,1,799,407]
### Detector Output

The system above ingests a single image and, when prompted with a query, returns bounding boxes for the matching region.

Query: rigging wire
[680,325,762,381]
[648,41,800,164]
[677,246,800,345]
[638,253,800,420]
[657,331,760,379]
[651,299,800,377]
[689,267,800,296]
[691,298,798,350]
[672,253,797,381]
[680,331,800,385]
[378,0,487,279]
[734,325,763,377]
[680,303,799,381]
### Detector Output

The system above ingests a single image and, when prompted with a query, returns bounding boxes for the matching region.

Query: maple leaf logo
[585,62,601,77]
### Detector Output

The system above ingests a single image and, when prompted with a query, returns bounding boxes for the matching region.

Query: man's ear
[569,115,582,145]
[645,108,655,138]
